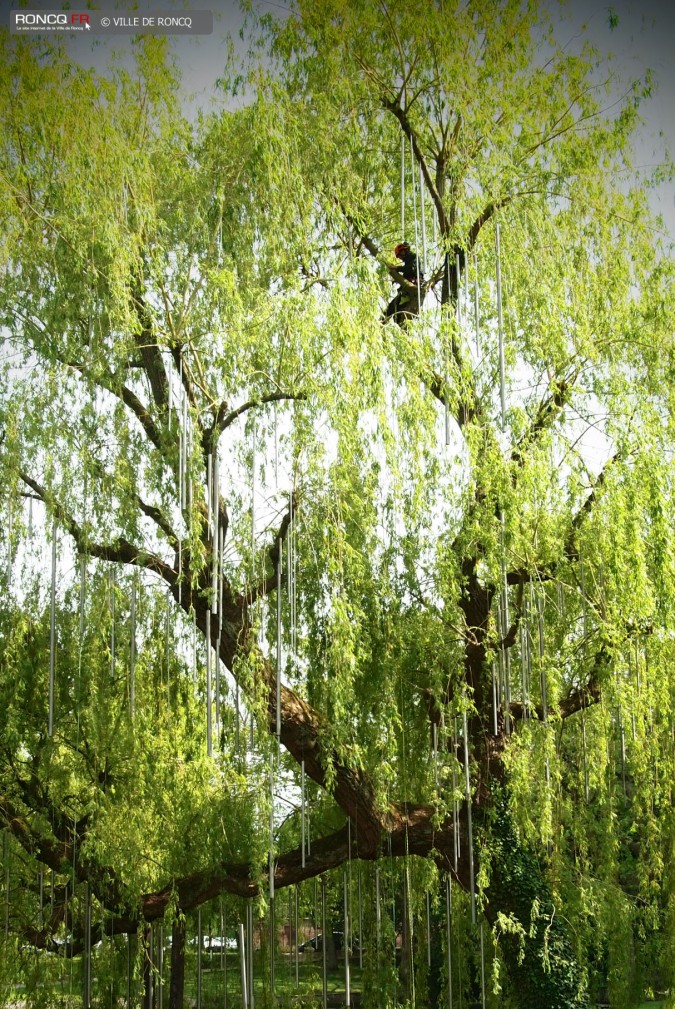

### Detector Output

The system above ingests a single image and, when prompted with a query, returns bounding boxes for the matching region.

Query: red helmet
[394,242,410,259]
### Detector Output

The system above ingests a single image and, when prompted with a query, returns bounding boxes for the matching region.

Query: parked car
[204,935,238,952]
[298,931,343,952]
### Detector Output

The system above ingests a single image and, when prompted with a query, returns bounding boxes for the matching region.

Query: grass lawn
[6,951,669,1008]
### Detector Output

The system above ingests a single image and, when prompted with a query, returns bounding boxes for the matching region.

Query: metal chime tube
[235,679,241,752]
[168,365,173,429]
[197,911,202,1009]
[433,721,439,788]
[78,556,86,641]
[127,932,132,1009]
[110,568,116,679]
[301,759,306,868]
[455,252,462,331]
[158,925,164,1009]
[581,709,590,802]
[276,539,282,739]
[491,662,498,735]
[537,593,546,712]
[500,521,511,734]
[420,164,427,274]
[212,451,220,617]
[452,723,458,872]
[480,923,486,1009]
[620,713,627,797]
[357,866,363,970]
[287,888,293,985]
[411,137,421,308]
[404,860,415,1007]
[306,801,311,856]
[165,592,171,721]
[179,364,184,511]
[391,851,396,963]
[445,876,453,1009]
[537,592,550,786]
[251,415,256,561]
[215,642,221,743]
[520,621,528,719]
[269,897,275,996]
[223,902,228,1009]
[220,520,225,615]
[473,252,480,360]
[344,872,351,1008]
[526,614,533,714]
[274,404,279,486]
[375,866,381,948]
[294,885,299,987]
[426,890,432,968]
[321,877,328,1009]
[579,548,590,800]
[287,495,296,666]
[6,501,12,582]
[49,522,57,736]
[631,647,637,740]
[206,615,213,757]
[495,221,506,427]
[84,884,92,1009]
[287,536,292,665]
[314,877,318,945]
[580,548,588,639]
[444,254,451,447]
[3,836,9,939]
[130,577,136,719]
[462,707,476,923]
[400,135,406,236]
[207,453,213,532]
[247,903,255,1009]
[217,524,225,736]
[238,923,248,1009]
[270,754,275,900]
[183,390,189,512]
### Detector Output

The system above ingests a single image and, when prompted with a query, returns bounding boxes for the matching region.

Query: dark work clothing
[398,249,423,285]
[383,249,424,326]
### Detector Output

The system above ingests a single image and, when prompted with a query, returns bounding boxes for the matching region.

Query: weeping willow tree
[0,2,674,1007]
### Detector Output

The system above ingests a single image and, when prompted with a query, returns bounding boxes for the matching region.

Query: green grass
[6,951,668,1009]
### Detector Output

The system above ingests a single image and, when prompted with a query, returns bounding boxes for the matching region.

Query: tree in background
[0,3,673,1006]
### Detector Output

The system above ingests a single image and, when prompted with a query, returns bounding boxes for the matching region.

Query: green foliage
[1,2,674,1006]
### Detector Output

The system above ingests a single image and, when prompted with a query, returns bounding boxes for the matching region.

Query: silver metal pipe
[495,222,506,427]
[49,522,57,736]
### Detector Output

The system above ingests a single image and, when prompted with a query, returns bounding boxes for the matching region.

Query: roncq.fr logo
[14,13,90,25]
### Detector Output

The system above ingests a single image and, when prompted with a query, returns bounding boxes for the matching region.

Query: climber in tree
[383,241,424,326]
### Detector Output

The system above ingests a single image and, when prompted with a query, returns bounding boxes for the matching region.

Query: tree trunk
[484,792,590,1009]
[169,916,186,1009]
[325,926,338,971]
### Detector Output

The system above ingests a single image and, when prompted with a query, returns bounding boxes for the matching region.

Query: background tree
[1,3,674,1007]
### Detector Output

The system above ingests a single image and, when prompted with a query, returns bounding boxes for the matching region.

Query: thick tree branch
[132,288,170,413]
[382,97,449,236]
[246,495,296,605]
[136,493,178,547]
[67,361,163,454]
[505,451,621,587]
[0,794,130,914]
[510,373,578,471]
[19,472,177,584]
[216,391,308,437]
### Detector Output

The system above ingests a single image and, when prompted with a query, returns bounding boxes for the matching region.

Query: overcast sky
[1,0,673,230]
